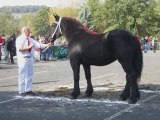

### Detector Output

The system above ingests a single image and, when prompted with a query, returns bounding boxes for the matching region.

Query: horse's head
[46,14,98,44]
[47,13,63,43]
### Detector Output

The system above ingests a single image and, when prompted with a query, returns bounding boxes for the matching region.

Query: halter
[42,17,62,53]
[51,17,62,38]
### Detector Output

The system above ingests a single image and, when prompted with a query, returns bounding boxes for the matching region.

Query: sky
[0,0,86,8]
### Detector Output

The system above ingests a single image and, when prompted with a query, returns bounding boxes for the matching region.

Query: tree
[32,8,50,35]
[87,0,106,32]
[87,0,160,36]
[19,13,35,34]
[0,13,20,35]
[77,4,94,30]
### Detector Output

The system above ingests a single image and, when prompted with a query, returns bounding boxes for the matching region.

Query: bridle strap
[51,17,62,38]
[42,18,62,53]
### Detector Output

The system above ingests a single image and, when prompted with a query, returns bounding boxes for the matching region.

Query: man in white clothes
[16,26,51,96]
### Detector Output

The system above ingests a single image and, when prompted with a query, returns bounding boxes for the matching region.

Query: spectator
[144,36,150,53]
[151,37,156,53]
[39,36,46,61]
[34,36,40,61]
[7,34,16,63]
[0,35,5,61]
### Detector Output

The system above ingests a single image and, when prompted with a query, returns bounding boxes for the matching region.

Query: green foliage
[0,7,79,36]
[32,8,50,35]
[0,13,20,35]
[1,1,159,37]
[87,0,160,36]
[87,0,106,31]
[77,4,94,30]
[19,13,35,32]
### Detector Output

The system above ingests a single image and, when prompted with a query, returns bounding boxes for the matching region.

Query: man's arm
[19,44,33,52]
[32,39,51,49]
[40,43,51,49]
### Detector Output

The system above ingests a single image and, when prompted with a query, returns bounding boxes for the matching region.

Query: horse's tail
[134,47,143,81]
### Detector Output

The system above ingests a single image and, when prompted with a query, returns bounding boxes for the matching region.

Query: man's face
[24,28,30,36]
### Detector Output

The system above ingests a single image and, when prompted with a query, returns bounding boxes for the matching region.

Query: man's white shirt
[16,34,40,58]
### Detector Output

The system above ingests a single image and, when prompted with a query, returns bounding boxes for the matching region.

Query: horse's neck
[63,28,82,42]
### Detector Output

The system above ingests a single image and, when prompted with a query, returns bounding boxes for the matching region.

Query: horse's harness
[51,17,62,38]
[42,17,62,52]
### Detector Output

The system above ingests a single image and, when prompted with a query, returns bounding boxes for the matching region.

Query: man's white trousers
[18,57,33,94]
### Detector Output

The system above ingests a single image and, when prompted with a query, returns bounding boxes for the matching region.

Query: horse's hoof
[85,93,92,97]
[85,89,93,97]
[128,99,137,104]
[71,91,80,99]
[120,94,129,101]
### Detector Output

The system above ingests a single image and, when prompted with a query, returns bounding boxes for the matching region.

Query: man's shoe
[25,91,36,96]
[19,93,26,97]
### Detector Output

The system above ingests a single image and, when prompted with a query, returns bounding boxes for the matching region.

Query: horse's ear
[53,13,60,21]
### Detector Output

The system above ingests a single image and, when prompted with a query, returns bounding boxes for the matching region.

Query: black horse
[48,14,143,104]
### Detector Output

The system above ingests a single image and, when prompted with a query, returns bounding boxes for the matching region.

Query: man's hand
[43,43,52,48]
[41,43,53,52]
[46,43,51,47]
[28,44,33,49]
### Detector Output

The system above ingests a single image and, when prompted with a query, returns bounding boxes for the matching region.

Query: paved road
[0,51,160,120]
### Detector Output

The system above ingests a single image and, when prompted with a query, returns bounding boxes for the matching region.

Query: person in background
[16,26,51,96]
[7,34,16,64]
[0,35,5,61]
[151,37,156,53]
[11,34,16,57]
[155,37,159,50]
[144,36,150,53]
[39,36,46,61]
[34,36,40,61]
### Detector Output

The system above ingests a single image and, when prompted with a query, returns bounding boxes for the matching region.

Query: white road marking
[104,95,158,120]
[0,71,47,81]
[0,98,19,105]
[92,73,116,80]
[15,95,131,105]
[34,64,55,67]
[140,89,160,94]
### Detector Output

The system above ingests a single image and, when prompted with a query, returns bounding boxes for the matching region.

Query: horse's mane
[67,17,98,35]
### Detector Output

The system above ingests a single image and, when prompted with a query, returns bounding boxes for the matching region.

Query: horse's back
[105,29,141,57]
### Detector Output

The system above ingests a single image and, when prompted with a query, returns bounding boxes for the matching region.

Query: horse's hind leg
[127,71,140,104]
[70,59,80,99]
[83,64,93,97]
[119,60,140,104]
[120,74,130,101]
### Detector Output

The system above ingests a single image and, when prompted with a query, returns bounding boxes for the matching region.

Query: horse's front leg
[70,59,80,99]
[83,64,93,97]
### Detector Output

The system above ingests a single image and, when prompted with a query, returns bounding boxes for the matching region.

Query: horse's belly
[82,56,116,66]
